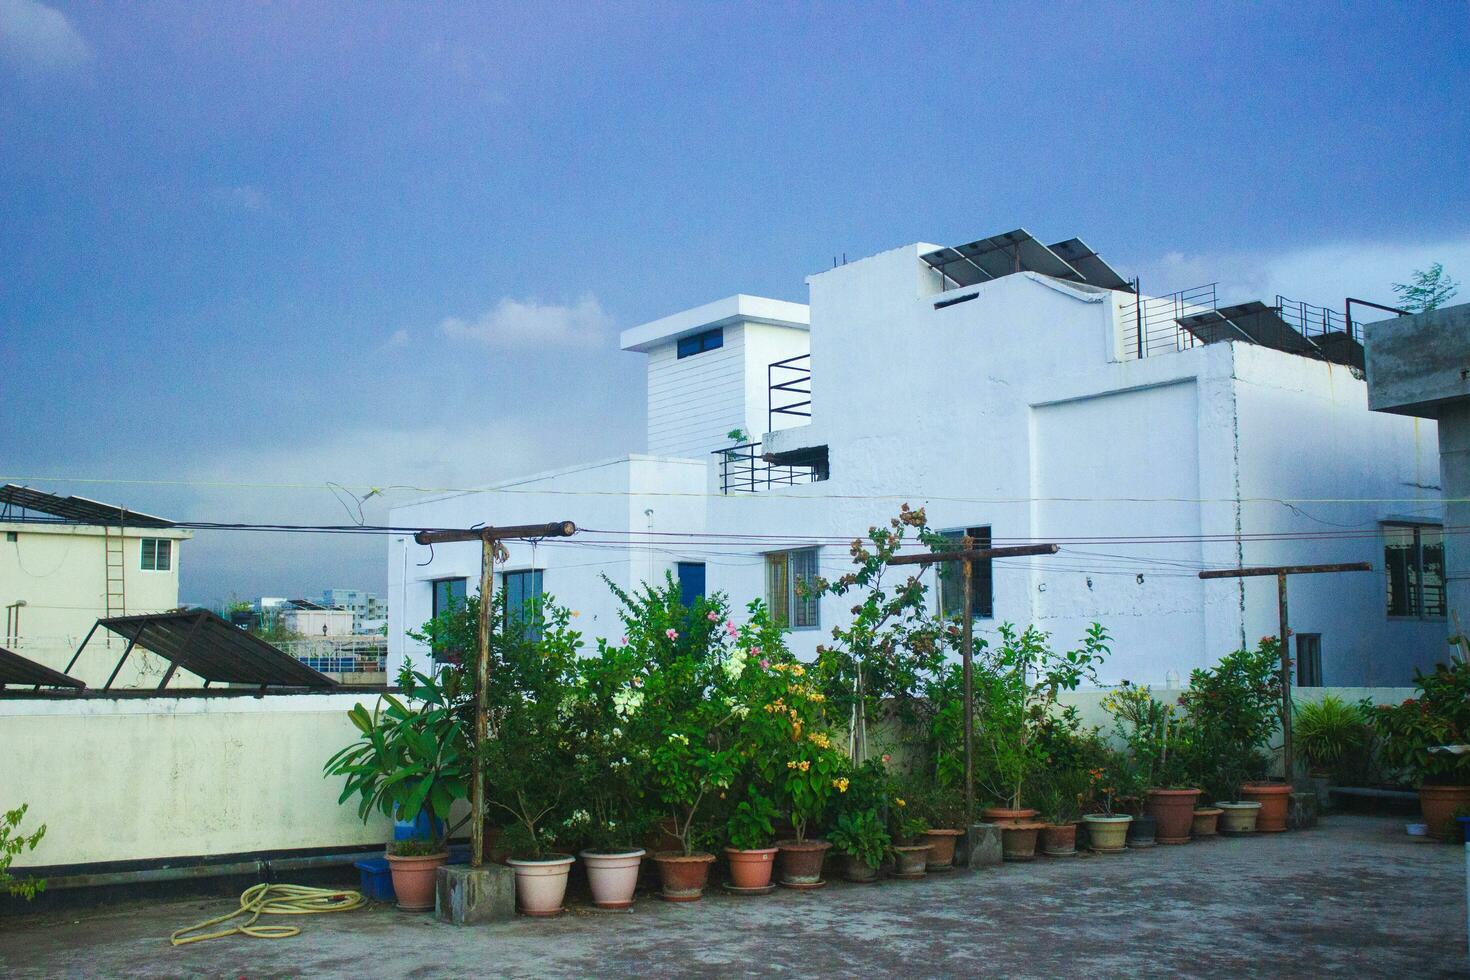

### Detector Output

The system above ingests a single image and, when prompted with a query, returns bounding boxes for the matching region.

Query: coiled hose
[170,883,367,946]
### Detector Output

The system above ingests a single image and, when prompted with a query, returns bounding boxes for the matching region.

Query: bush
[828,808,891,870]
[1178,638,1282,801]
[1294,694,1370,778]
[1369,658,1470,787]
[1,805,46,900]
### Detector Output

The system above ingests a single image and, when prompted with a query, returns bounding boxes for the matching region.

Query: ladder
[104,512,127,643]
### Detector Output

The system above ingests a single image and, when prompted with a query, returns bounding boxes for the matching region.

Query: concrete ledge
[958,823,1002,869]
[436,864,515,925]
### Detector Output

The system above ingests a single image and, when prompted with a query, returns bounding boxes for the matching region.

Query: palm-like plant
[1294,694,1368,777]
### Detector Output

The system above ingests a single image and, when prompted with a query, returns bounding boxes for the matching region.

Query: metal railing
[274,635,387,673]
[768,353,811,432]
[713,442,819,494]
[1117,283,1218,359]
[1275,295,1358,342]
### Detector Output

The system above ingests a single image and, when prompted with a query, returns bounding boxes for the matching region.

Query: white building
[389,231,1446,687]
[1,485,194,687]
[321,588,386,634]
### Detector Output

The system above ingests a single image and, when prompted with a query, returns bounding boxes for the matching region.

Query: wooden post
[890,542,1059,824]
[1198,561,1371,787]
[414,521,576,869]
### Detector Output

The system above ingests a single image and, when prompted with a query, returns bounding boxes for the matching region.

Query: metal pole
[65,621,101,674]
[1277,572,1294,787]
[471,531,494,869]
[961,536,975,827]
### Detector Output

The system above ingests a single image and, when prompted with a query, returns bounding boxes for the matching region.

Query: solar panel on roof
[0,485,174,528]
[1047,239,1134,292]
[91,611,337,690]
[921,229,1083,288]
[0,646,85,689]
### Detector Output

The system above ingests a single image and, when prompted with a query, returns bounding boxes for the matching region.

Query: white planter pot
[507,854,575,916]
[1214,801,1262,835]
[579,849,646,909]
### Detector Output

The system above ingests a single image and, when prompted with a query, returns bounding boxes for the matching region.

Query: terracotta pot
[1000,821,1044,861]
[982,807,1039,827]
[1241,782,1292,832]
[507,854,575,916]
[1215,801,1261,834]
[921,828,964,870]
[891,843,930,878]
[1041,822,1078,856]
[840,853,879,883]
[1191,807,1223,838]
[1419,785,1470,842]
[385,852,448,911]
[1080,814,1131,853]
[1145,788,1202,844]
[775,839,831,887]
[579,849,645,910]
[724,847,778,889]
[652,852,716,902]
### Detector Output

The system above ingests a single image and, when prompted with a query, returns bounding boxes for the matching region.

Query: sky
[2,1,1468,607]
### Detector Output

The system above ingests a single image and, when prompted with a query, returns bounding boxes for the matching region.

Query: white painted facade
[389,241,1445,686]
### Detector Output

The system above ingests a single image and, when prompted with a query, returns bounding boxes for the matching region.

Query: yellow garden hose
[170,883,367,946]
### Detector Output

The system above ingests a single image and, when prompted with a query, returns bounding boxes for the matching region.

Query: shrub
[828,808,891,870]
[1369,658,1470,787]
[1294,694,1370,778]
[1178,638,1282,801]
[1,805,46,900]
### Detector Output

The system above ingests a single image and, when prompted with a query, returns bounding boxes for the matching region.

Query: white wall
[646,325,748,457]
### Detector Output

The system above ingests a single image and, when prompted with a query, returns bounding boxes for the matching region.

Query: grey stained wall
[1365,301,1470,640]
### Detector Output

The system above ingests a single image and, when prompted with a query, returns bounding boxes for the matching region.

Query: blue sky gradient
[2,1,1467,604]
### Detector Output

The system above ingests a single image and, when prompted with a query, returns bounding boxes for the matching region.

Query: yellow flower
[798,760,810,772]
[809,692,826,703]
[771,663,788,672]
[791,664,806,677]
[787,760,797,769]
[894,798,906,807]
[833,777,849,793]
[808,732,831,749]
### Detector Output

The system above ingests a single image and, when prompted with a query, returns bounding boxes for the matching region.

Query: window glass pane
[938,527,992,619]
[141,538,156,570]
[792,549,819,628]
[1296,634,1323,687]
[1420,526,1446,618]
[156,539,171,572]
[677,562,706,608]
[504,570,543,639]
[766,553,790,627]
[1384,525,1416,617]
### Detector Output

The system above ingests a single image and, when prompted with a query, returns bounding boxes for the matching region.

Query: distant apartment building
[321,588,386,634]
[1,485,194,687]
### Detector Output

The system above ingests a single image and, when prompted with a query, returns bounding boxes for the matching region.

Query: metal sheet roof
[0,485,174,529]
[0,646,86,689]
[921,229,1082,288]
[1047,238,1134,292]
[97,611,337,689]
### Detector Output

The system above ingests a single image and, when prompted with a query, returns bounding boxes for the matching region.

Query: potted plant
[1080,763,1132,853]
[889,798,931,879]
[1033,770,1086,857]
[325,660,472,911]
[1294,694,1368,811]
[486,605,584,916]
[1370,657,1470,841]
[1180,639,1281,835]
[1106,684,1201,845]
[616,579,748,901]
[829,808,891,883]
[906,780,967,871]
[724,791,780,892]
[568,635,653,910]
[1191,805,1223,838]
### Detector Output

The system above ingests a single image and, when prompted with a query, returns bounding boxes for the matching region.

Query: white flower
[723,647,748,680]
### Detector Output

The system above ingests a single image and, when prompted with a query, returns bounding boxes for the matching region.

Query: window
[1296,633,1323,687]
[766,549,819,629]
[676,327,724,359]
[1384,522,1446,618]
[5,531,16,542]
[677,562,706,608]
[141,537,172,571]
[938,526,993,620]
[504,569,544,638]
[429,578,467,661]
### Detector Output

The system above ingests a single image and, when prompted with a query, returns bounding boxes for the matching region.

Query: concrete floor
[1,816,1464,978]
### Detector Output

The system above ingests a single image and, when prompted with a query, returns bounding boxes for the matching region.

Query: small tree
[2,805,46,900]
[1393,262,1459,314]
[1178,638,1282,801]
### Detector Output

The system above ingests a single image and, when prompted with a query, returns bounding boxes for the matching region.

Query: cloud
[382,328,411,350]
[1132,235,1470,314]
[439,294,613,349]
[0,0,89,75]
[211,184,270,213]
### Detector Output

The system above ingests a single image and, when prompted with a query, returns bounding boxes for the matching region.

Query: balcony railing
[713,442,819,494]
[768,353,811,432]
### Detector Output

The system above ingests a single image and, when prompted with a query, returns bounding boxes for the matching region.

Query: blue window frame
[504,569,544,638]
[677,562,706,608]
[430,577,467,661]
[676,327,724,359]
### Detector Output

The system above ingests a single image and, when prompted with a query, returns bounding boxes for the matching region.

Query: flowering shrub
[1103,682,1193,791]
[1369,658,1470,787]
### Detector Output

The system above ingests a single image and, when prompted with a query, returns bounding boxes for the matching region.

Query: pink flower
[707,611,720,622]
[750,646,761,657]
[620,635,629,646]
[665,628,679,640]
[724,620,738,638]
[759,658,770,669]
